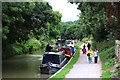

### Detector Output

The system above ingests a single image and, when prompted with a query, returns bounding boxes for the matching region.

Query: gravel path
[65,47,102,78]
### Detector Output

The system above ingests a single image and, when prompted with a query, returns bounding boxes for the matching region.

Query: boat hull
[40,66,60,74]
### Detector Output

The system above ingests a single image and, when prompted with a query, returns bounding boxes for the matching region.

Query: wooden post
[115,40,120,62]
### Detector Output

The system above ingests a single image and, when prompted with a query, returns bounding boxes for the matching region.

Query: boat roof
[44,51,64,55]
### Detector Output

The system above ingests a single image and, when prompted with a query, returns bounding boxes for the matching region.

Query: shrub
[102,70,112,78]
[2,43,23,59]
[102,58,117,70]
[100,47,115,62]
[25,38,41,52]
[92,40,115,51]
[12,43,23,55]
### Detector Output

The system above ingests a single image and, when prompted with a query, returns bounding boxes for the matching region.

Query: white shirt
[93,51,98,57]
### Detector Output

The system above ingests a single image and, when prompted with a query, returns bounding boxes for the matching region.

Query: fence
[115,40,120,62]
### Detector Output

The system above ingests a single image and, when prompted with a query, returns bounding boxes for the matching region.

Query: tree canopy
[2,2,62,58]
[74,2,120,41]
[2,2,120,59]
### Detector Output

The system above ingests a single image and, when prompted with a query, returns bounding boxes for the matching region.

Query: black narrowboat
[40,51,67,74]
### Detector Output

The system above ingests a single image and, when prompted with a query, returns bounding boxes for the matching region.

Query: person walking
[82,46,86,54]
[93,49,99,63]
[87,42,91,50]
[70,41,75,55]
[87,49,93,63]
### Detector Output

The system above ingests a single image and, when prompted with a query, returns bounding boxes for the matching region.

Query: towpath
[65,44,102,78]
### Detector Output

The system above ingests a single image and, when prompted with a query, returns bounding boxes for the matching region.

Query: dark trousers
[94,56,98,63]
[83,52,86,54]
[87,46,90,50]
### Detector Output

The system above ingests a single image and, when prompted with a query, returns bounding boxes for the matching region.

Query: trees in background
[61,21,83,40]
[2,2,62,58]
[3,2,120,59]
[74,2,120,42]
[71,2,120,78]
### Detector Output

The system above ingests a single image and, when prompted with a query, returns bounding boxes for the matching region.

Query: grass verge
[49,41,82,80]
[93,40,120,78]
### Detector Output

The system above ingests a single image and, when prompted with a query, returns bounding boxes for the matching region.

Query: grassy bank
[50,41,82,80]
[92,40,120,78]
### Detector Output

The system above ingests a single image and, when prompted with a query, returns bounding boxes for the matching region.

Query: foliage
[2,2,62,59]
[96,40,120,78]
[61,22,83,40]
[74,2,120,42]
[102,58,117,70]
[25,38,41,51]
[68,2,120,78]
[102,70,112,78]
[100,47,115,62]
[2,43,23,59]
[113,63,120,77]
[92,39,115,51]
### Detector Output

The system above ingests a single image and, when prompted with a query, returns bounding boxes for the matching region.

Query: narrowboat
[58,47,72,60]
[40,51,67,74]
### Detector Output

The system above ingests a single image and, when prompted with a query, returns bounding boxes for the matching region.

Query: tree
[73,2,120,41]
[2,2,62,58]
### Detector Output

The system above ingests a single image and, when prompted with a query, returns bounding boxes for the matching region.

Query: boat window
[59,54,64,62]
[42,54,60,64]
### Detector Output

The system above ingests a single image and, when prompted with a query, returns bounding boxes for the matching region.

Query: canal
[2,53,52,79]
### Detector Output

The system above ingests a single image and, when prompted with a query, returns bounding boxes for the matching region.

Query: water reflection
[2,54,51,78]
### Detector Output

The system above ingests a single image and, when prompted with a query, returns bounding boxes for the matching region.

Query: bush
[100,47,115,62]
[102,70,112,78]
[114,63,120,77]
[102,58,117,70]
[92,40,115,51]
[40,40,47,49]
[12,43,23,55]
[92,39,120,78]
[2,43,23,59]
[25,38,41,53]
[96,42,120,78]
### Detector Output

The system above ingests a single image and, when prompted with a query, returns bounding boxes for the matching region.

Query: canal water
[2,54,51,79]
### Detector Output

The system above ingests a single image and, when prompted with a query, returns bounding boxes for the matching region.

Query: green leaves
[76,2,120,41]
[2,2,62,58]
[102,70,112,78]
[2,26,9,40]
[102,58,116,70]
[60,22,82,40]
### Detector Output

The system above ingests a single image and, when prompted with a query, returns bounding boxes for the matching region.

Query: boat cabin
[40,51,67,74]
[58,47,72,60]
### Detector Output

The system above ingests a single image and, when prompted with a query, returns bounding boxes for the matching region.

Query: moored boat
[40,51,67,74]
